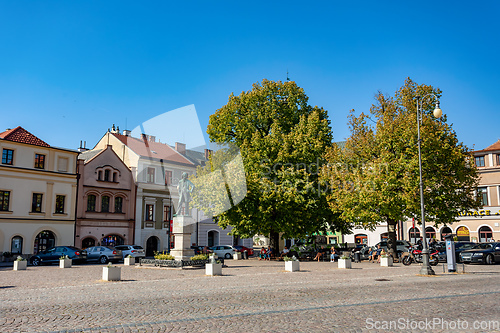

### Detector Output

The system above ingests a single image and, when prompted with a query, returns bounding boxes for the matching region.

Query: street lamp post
[416,94,442,276]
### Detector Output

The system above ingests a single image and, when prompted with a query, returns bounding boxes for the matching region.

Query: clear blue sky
[1,1,499,151]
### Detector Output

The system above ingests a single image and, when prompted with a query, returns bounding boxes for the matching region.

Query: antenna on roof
[286,69,290,81]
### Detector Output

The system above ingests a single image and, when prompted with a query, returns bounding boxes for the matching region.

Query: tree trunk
[269,230,280,254]
[386,218,398,259]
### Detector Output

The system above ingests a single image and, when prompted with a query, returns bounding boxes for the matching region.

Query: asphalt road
[1,259,499,332]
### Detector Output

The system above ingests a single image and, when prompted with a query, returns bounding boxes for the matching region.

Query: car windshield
[132,246,143,249]
[473,243,493,250]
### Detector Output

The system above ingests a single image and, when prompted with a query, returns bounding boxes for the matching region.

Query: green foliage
[154,251,175,260]
[15,256,26,261]
[193,79,341,243]
[321,78,481,253]
[190,254,209,261]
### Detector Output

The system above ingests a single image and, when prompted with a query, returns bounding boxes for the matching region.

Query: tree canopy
[321,78,481,256]
[192,79,340,249]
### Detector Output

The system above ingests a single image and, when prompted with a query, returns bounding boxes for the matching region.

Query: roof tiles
[0,126,50,147]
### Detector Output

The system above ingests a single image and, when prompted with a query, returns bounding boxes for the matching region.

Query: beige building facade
[0,127,78,256]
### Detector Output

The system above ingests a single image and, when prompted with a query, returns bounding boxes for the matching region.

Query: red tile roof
[0,126,50,147]
[112,133,194,165]
[474,140,500,153]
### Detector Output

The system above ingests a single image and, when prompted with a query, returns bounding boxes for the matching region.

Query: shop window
[101,235,124,247]
[0,190,10,211]
[456,226,470,241]
[354,234,367,245]
[409,227,420,244]
[34,154,45,169]
[2,148,14,165]
[479,226,493,242]
[425,227,436,241]
[440,226,452,241]
[87,194,96,212]
[11,236,23,254]
[32,193,43,213]
[55,195,65,214]
[34,230,55,254]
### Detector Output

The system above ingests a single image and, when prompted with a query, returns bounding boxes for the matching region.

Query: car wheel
[99,256,109,264]
[31,257,40,266]
[485,254,494,265]
[225,253,232,259]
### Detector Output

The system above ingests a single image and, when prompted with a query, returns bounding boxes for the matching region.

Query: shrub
[154,251,175,260]
[190,254,209,261]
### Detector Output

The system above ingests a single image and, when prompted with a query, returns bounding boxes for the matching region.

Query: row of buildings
[1,125,499,256]
[0,126,251,257]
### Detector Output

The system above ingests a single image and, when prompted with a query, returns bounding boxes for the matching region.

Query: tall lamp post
[416,94,442,275]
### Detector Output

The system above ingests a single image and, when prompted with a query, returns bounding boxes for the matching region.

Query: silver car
[85,246,123,264]
[115,245,146,260]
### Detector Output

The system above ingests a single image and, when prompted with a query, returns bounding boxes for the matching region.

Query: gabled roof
[474,140,500,154]
[111,133,195,166]
[0,126,50,147]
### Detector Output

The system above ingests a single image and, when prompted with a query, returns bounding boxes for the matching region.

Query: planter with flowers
[380,255,393,267]
[13,256,27,270]
[102,263,121,281]
[59,255,72,268]
[124,255,135,266]
[206,254,222,276]
[338,255,352,269]
[284,256,300,272]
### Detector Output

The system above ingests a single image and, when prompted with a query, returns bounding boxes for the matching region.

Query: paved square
[1,259,499,332]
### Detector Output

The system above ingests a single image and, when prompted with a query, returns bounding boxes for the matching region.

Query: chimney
[175,142,186,155]
[78,140,89,152]
[122,130,131,136]
[149,135,156,142]
[204,148,211,159]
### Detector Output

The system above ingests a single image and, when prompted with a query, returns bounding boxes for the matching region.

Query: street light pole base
[419,265,436,276]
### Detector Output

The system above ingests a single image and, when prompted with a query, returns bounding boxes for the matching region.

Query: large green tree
[192,79,339,251]
[321,78,481,257]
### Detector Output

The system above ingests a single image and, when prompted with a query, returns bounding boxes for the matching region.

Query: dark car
[459,242,500,264]
[30,246,87,266]
[437,241,476,263]
[233,245,254,256]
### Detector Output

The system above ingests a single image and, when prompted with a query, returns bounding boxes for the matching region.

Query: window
[165,170,172,185]
[32,193,43,213]
[101,196,110,212]
[146,204,154,221]
[164,205,171,221]
[104,170,110,181]
[11,236,23,254]
[115,197,123,213]
[34,154,45,169]
[497,154,500,166]
[98,171,103,181]
[2,149,14,165]
[0,190,10,211]
[478,187,488,206]
[113,172,118,182]
[147,168,155,183]
[55,195,65,214]
[87,194,96,211]
[475,156,485,167]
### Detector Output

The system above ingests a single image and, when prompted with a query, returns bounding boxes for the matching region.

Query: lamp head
[433,100,442,118]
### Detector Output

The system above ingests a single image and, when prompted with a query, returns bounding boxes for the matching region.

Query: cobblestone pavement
[1,259,499,332]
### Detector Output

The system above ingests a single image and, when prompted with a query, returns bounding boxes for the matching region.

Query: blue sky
[1,1,499,151]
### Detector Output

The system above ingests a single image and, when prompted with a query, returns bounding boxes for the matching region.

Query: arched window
[425,227,436,241]
[87,194,96,212]
[104,169,110,182]
[114,197,123,213]
[34,230,55,254]
[440,227,452,241]
[101,196,110,212]
[11,236,23,254]
[113,172,118,182]
[479,226,493,242]
[456,226,470,241]
[82,237,95,249]
[354,234,368,245]
[101,234,124,247]
[409,227,420,244]
[98,170,103,181]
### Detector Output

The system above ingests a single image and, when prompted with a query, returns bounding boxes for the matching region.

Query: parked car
[115,245,145,260]
[233,245,254,256]
[85,246,123,264]
[209,245,236,259]
[30,246,87,266]
[459,242,500,264]
[191,245,212,255]
[436,241,476,262]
